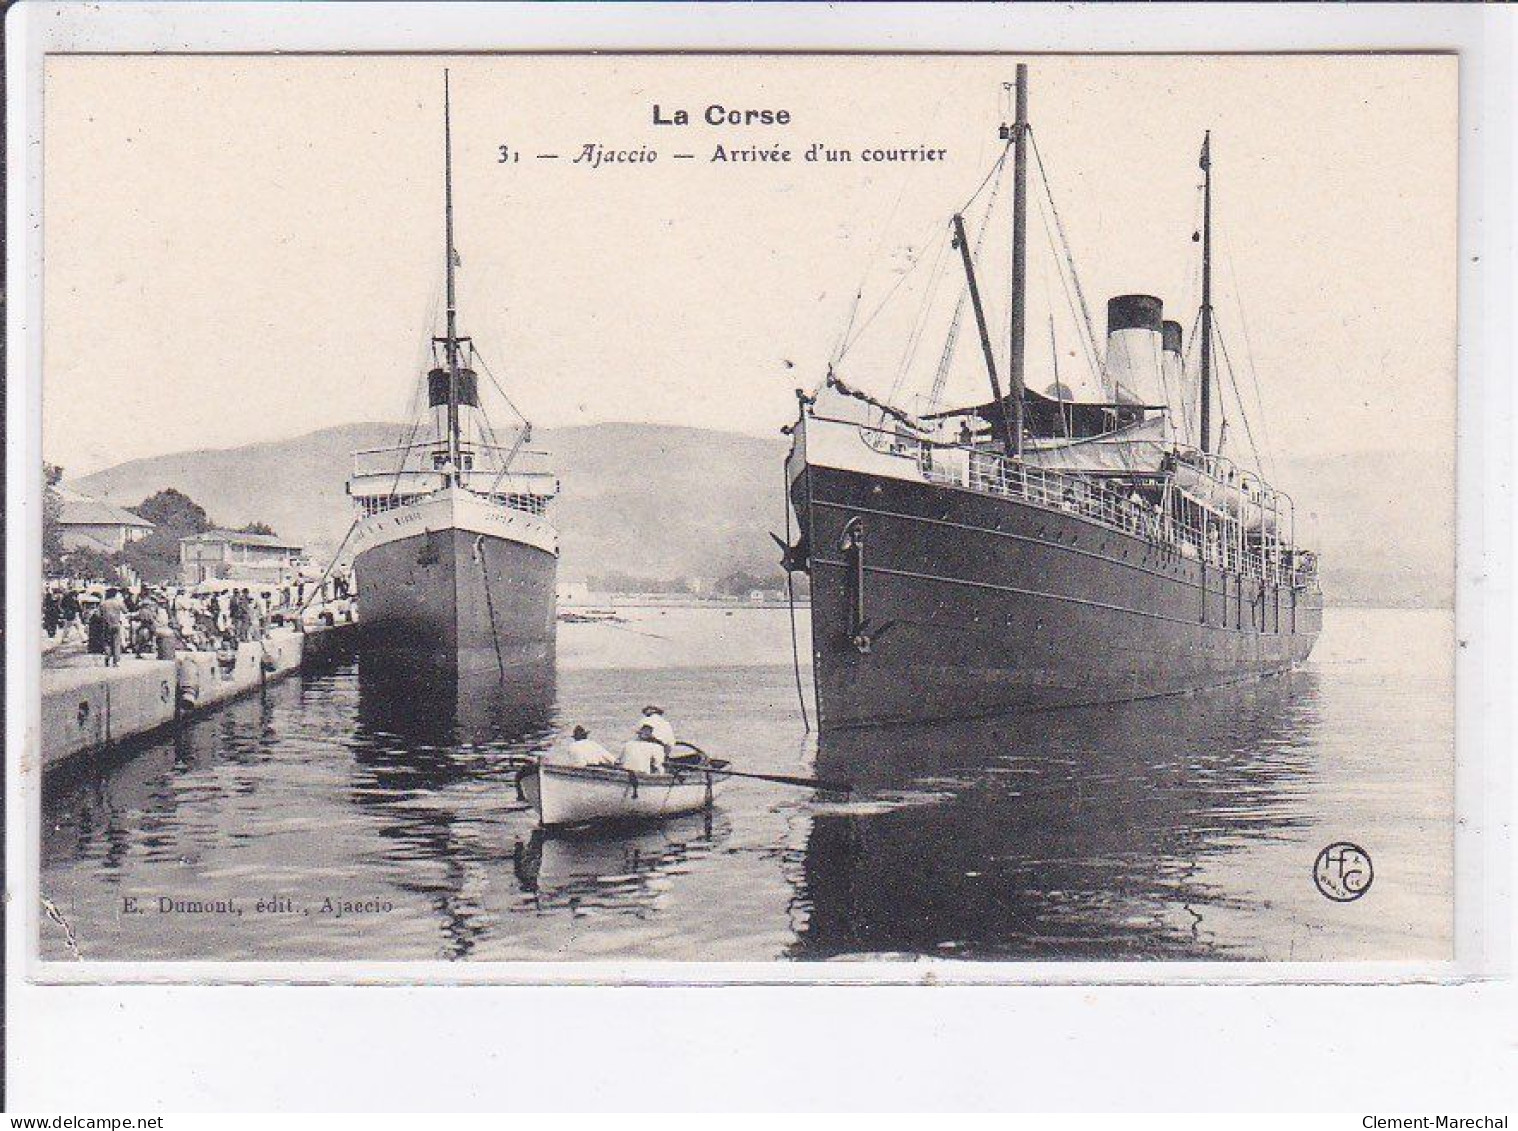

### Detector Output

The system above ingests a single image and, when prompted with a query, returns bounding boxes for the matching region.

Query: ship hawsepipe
[785,383,1323,730]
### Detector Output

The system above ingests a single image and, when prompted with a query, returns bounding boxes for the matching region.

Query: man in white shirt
[620,724,667,775]
[549,726,615,768]
[639,705,676,752]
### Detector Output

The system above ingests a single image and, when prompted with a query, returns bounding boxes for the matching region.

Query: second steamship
[782,65,1323,729]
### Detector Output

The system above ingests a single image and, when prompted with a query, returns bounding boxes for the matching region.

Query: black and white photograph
[29,50,1458,969]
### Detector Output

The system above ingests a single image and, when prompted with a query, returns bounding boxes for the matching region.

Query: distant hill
[69,422,796,584]
[67,422,1453,606]
[1269,448,1453,609]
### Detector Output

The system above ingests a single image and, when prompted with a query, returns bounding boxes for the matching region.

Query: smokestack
[1160,319,1188,440]
[1161,319,1183,358]
[1105,295,1164,407]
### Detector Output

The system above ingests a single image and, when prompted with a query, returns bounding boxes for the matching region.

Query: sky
[43,53,1456,479]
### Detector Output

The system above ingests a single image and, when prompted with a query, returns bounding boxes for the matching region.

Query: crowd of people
[42,571,356,666]
[550,705,679,775]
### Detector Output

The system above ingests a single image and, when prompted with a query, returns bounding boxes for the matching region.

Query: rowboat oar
[673,743,851,795]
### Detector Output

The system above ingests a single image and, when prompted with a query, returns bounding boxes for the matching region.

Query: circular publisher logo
[1313,842,1374,902]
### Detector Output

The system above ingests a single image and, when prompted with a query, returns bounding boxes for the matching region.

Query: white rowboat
[520,760,728,828]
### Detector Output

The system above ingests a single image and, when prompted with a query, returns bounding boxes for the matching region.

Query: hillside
[67,423,1452,605]
[69,422,795,584]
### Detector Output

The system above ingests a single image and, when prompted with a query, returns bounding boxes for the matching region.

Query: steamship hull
[792,463,1322,731]
[352,487,557,677]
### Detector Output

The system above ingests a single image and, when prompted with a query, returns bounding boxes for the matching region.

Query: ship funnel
[1159,319,1188,437]
[1161,319,1183,358]
[1105,295,1165,409]
[428,367,480,409]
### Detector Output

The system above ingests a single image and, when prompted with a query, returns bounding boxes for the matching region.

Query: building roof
[57,497,155,529]
[180,529,303,550]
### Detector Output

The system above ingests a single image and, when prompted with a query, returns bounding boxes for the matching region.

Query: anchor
[769,530,810,573]
[836,517,896,654]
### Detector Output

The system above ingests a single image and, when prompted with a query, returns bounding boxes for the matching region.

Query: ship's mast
[443,70,463,484]
[1198,131,1213,456]
[1007,63,1029,458]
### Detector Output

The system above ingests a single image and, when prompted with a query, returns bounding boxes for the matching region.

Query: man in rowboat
[552,725,616,768]
[639,705,676,753]
[619,723,668,776]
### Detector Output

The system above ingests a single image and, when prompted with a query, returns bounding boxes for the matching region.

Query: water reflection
[511,812,728,913]
[42,689,282,873]
[795,672,1323,960]
[346,661,557,958]
[44,604,1446,964]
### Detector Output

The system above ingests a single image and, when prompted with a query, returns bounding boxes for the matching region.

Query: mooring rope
[783,466,812,732]
[296,517,362,617]
[474,535,510,683]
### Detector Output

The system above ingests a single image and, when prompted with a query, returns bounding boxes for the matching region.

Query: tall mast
[1007,63,1029,458]
[443,69,463,484]
[1198,130,1213,456]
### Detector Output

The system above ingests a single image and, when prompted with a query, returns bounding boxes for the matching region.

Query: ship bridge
[347,439,559,518]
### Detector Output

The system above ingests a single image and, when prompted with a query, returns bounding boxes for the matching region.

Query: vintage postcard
[28,50,1458,974]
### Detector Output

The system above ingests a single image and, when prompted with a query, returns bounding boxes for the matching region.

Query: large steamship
[783,66,1322,729]
[346,73,559,677]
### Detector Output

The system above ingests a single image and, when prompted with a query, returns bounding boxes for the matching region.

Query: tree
[56,546,119,582]
[42,463,65,572]
[238,521,277,537]
[131,488,212,536]
[713,569,788,598]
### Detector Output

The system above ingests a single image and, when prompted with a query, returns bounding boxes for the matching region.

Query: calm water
[39,606,1453,963]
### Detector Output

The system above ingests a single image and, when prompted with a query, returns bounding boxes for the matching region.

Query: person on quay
[131,593,160,655]
[59,586,83,642]
[619,723,668,776]
[98,587,127,667]
[42,589,61,639]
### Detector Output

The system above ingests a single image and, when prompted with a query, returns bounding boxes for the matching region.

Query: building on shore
[180,529,305,586]
[56,489,155,554]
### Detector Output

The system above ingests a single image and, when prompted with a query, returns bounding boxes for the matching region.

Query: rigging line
[928,294,968,414]
[957,143,1013,216]
[297,517,362,616]
[472,349,530,429]
[1214,324,1264,474]
[1033,175,1105,394]
[887,227,952,405]
[381,267,450,496]
[909,158,1006,408]
[1221,232,1279,482]
[469,344,512,460]
[1179,304,1204,448]
[1027,126,1108,399]
[485,424,534,499]
[383,415,428,501]
[1037,266,1074,439]
[836,209,959,362]
[830,285,865,365]
[858,92,951,305]
[836,146,1009,369]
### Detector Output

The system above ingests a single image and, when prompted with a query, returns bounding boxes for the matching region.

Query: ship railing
[352,441,554,480]
[845,413,1310,588]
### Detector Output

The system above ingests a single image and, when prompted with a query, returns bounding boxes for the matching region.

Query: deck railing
[351,440,554,480]
[844,415,1315,589]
